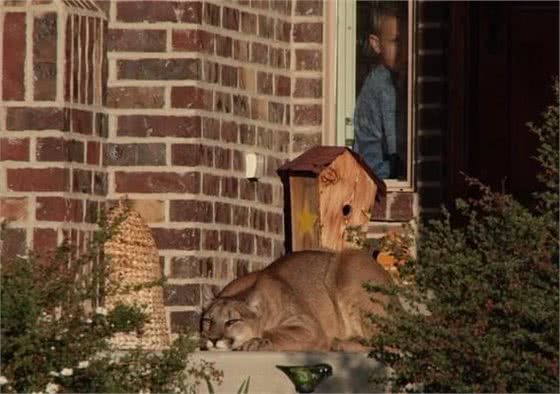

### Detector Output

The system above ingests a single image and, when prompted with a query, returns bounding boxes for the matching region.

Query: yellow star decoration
[297,200,317,236]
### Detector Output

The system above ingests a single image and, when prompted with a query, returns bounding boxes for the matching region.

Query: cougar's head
[200,297,260,351]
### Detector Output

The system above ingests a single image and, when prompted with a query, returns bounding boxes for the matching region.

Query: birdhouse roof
[277,145,386,196]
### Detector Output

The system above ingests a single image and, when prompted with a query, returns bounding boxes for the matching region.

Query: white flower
[85,318,92,324]
[78,361,89,369]
[60,368,73,376]
[95,307,108,316]
[49,371,59,377]
[0,376,8,385]
[45,382,60,394]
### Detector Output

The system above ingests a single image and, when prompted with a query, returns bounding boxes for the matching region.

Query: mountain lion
[200,249,394,352]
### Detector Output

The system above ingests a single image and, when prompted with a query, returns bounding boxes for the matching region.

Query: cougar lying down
[200,249,393,352]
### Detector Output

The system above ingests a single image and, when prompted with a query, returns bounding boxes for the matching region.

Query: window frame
[329,0,417,192]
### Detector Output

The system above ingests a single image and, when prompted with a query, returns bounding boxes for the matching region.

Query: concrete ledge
[191,351,387,393]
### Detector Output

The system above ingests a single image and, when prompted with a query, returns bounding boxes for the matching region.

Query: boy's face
[369,15,401,72]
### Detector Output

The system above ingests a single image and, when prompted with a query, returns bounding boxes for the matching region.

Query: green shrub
[0,212,222,393]
[367,82,559,393]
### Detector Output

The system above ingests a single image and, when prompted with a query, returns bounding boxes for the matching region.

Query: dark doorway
[447,2,559,205]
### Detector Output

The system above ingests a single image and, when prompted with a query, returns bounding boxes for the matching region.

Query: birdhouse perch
[277,146,386,253]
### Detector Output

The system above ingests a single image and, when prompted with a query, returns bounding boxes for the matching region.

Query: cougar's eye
[225,319,241,327]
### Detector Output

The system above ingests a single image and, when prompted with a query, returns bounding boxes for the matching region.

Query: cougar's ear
[201,285,221,309]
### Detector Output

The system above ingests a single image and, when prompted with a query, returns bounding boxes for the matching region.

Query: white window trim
[325,0,417,192]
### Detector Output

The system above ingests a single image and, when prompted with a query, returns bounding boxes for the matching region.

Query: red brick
[72,169,92,194]
[251,42,268,64]
[269,102,285,124]
[203,61,219,84]
[104,143,166,166]
[36,137,67,161]
[6,107,67,131]
[239,124,256,145]
[203,229,220,250]
[241,12,257,34]
[33,228,58,252]
[221,177,238,199]
[275,75,291,96]
[256,235,272,257]
[36,196,65,221]
[0,198,28,221]
[79,16,86,104]
[214,147,231,169]
[33,13,57,101]
[238,232,254,254]
[232,205,249,226]
[257,182,272,204]
[107,29,166,52]
[258,15,274,39]
[87,17,94,105]
[7,168,68,192]
[117,59,200,80]
[239,179,256,201]
[221,65,238,88]
[275,21,291,43]
[250,208,266,231]
[93,172,108,195]
[0,138,29,161]
[170,200,213,222]
[216,35,232,57]
[371,194,387,220]
[171,86,210,109]
[233,40,250,62]
[257,72,273,95]
[390,193,414,221]
[117,1,201,23]
[3,13,26,100]
[293,22,322,43]
[223,7,239,31]
[203,174,220,196]
[152,228,200,251]
[115,171,200,193]
[204,3,220,26]
[221,121,238,143]
[295,49,322,71]
[70,110,92,134]
[295,0,323,16]
[215,92,231,113]
[233,94,250,118]
[220,230,237,253]
[87,141,100,165]
[203,117,220,139]
[107,87,164,109]
[294,78,322,98]
[172,29,201,51]
[294,104,322,126]
[267,212,283,234]
[171,143,213,167]
[117,115,201,138]
[215,202,231,224]
[64,16,71,101]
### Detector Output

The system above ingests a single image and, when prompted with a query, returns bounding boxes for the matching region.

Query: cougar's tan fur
[201,250,393,352]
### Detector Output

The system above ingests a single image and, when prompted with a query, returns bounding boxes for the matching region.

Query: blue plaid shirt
[352,65,397,179]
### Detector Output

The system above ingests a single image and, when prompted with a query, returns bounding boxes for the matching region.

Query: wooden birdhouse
[277,146,386,253]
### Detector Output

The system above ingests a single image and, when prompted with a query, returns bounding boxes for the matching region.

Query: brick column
[1,1,107,259]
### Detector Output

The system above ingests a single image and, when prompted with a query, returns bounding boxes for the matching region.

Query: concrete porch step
[191,351,386,393]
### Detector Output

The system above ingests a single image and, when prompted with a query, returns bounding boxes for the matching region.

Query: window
[335,0,416,190]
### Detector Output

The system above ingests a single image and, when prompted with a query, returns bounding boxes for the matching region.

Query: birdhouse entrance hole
[342,204,352,216]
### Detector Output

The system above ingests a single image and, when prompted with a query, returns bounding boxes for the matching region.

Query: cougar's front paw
[240,337,273,351]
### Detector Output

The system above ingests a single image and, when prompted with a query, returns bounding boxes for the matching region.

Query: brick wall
[96,0,326,332]
[1,1,107,260]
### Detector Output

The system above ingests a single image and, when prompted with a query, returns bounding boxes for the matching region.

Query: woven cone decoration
[103,201,170,350]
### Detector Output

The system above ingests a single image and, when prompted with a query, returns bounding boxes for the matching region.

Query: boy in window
[353,3,405,179]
